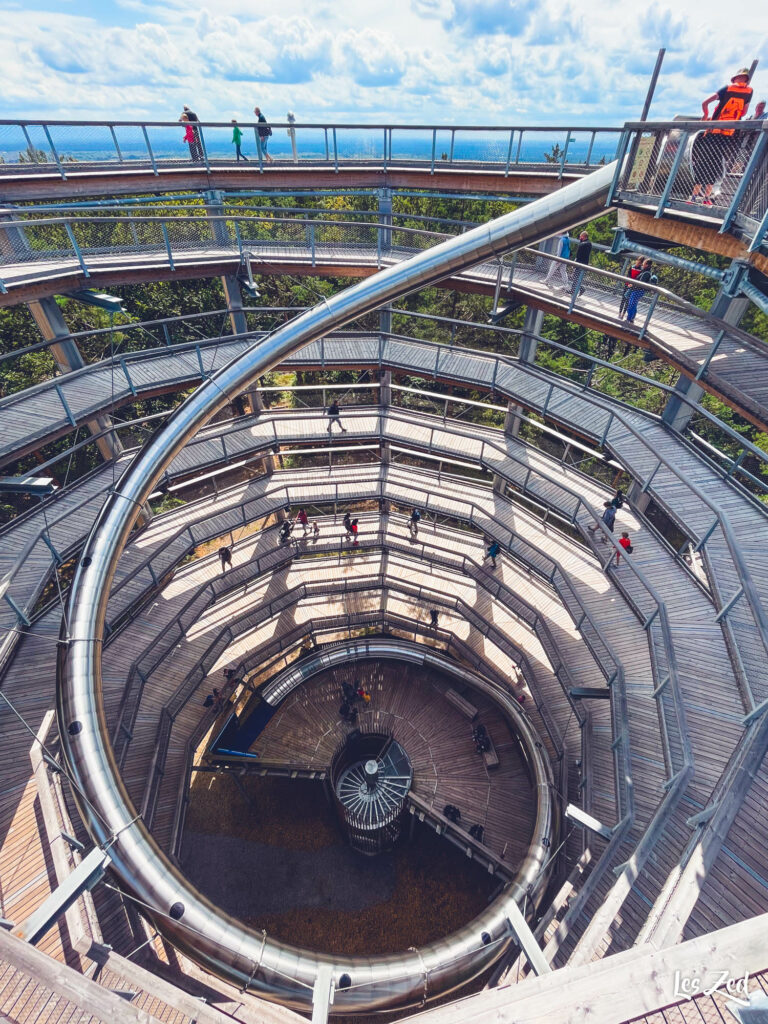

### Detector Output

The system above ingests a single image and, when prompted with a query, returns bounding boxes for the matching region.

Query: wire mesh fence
[612,120,768,245]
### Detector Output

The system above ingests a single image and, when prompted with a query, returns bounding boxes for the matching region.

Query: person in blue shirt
[544,231,571,290]
[485,540,501,569]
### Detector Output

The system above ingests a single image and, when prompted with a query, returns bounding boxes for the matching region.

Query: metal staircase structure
[0,119,767,1023]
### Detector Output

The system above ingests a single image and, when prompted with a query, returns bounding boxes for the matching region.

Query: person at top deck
[753,101,767,120]
[231,119,248,162]
[689,69,753,206]
[180,105,203,161]
[253,107,274,163]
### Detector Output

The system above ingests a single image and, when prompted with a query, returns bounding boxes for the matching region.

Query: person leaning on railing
[688,68,753,206]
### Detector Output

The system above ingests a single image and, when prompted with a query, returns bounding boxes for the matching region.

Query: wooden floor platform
[252,659,538,869]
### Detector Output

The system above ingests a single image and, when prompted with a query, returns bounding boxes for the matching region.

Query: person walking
[544,230,571,290]
[180,114,196,159]
[231,119,248,161]
[253,107,274,163]
[689,69,753,205]
[218,545,232,572]
[610,487,626,510]
[350,519,359,547]
[624,259,654,325]
[616,531,633,565]
[343,511,353,540]
[429,608,439,629]
[619,256,644,318]
[571,231,592,300]
[589,502,616,540]
[327,399,347,434]
[409,508,421,538]
[312,521,320,541]
[296,507,309,534]
[485,540,501,569]
[181,105,203,161]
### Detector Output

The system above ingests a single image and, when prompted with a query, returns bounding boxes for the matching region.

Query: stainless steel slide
[58,161,616,1013]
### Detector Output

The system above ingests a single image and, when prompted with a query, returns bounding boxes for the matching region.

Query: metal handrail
[0,118,624,183]
[97,465,634,813]
[2,210,763,396]
[4,305,767,484]
[114,514,602,737]
[3,334,765,729]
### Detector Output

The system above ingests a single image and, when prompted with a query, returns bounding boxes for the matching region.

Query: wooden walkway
[0,238,766,426]
[0,160,589,203]
[253,661,537,868]
[0,416,765,999]
[4,328,767,710]
[0,460,633,963]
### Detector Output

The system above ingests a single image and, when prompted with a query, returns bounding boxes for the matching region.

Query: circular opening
[169,902,185,920]
[67,721,82,736]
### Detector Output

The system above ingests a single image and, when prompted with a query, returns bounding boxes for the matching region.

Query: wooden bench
[482,733,500,770]
[445,687,478,721]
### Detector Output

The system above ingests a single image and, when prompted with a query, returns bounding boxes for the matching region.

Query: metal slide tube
[58,162,616,1013]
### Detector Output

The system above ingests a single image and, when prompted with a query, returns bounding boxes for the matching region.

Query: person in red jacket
[689,69,753,205]
[616,532,632,565]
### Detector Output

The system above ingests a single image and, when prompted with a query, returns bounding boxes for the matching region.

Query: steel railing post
[160,221,175,272]
[64,223,89,278]
[638,291,660,340]
[585,131,595,167]
[42,125,66,180]
[430,129,437,173]
[605,129,630,206]
[199,126,211,173]
[332,128,338,173]
[141,126,158,175]
[655,131,689,218]
[109,125,123,163]
[748,206,768,253]
[504,130,514,177]
[720,129,768,233]
[558,131,571,180]
[515,131,523,164]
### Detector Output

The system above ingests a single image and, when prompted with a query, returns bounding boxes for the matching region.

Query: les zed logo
[673,969,751,1007]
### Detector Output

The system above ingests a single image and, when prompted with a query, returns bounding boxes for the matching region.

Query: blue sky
[1,0,766,124]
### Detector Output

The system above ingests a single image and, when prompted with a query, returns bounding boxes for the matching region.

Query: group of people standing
[338,679,372,723]
[588,488,634,565]
[544,228,659,327]
[179,104,273,163]
[543,230,593,294]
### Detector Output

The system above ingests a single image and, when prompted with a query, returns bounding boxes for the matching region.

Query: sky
[1,0,766,125]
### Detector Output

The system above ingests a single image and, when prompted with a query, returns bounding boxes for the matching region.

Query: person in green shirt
[231,119,248,162]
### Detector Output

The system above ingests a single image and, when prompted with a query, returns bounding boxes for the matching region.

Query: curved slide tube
[58,161,616,1013]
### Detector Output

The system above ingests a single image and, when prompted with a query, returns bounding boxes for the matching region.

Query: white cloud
[0,0,765,124]
[334,28,406,87]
